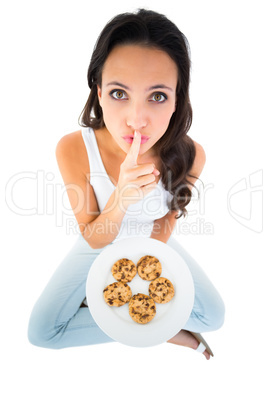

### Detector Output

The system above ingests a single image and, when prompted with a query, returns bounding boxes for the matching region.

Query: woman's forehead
[101,45,178,88]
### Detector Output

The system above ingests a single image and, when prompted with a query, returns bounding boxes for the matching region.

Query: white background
[1,0,267,400]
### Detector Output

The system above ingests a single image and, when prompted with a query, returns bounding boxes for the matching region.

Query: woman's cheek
[104,101,123,122]
[155,113,173,134]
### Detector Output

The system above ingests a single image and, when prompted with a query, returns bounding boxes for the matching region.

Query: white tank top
[81,127,173,242]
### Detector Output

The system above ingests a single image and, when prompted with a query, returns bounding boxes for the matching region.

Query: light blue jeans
[28,234,225,349]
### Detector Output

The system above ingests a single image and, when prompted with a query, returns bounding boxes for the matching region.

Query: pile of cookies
[103,256,175,324]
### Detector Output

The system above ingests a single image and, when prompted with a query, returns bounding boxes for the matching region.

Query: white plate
[86,237,194,347]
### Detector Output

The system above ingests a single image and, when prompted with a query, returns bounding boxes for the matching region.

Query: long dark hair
[79,9,198,218]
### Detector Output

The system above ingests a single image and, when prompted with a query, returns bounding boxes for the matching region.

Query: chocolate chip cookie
[128,293,156,324]
[137,255,162,281]
[149,277,175,304]
[103,282,132,307]
[111,258,137,283]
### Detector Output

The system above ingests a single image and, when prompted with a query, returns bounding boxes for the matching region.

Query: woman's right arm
[55,130,158,249]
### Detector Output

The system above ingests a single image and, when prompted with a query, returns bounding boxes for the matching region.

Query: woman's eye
[151,93,167,103]
[110,90,127,100]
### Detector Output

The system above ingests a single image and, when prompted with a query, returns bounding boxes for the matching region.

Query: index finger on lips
[125,130,141,166]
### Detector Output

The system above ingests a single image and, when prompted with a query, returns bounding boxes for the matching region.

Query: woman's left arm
[150,140,206,244]
[150,210,179,243]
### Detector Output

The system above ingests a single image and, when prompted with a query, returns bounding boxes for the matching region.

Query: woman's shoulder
[55,129,89,173]
[56,129,83,155]
[188,139,206,182]
[193,140,206,165]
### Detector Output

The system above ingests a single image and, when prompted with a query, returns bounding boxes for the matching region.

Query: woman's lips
[122,135,150,144]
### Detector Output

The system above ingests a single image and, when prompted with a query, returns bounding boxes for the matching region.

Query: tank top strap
[81,127,115,211]
[81,127,109,180]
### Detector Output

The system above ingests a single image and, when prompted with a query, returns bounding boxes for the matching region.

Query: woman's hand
[116,130,160,208]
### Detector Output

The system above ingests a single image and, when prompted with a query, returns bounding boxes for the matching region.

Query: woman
[28,9,224,360]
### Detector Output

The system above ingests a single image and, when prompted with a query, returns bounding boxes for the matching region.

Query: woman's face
[97,45,178,157]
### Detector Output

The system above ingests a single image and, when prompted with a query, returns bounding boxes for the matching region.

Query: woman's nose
[126,102,148,130]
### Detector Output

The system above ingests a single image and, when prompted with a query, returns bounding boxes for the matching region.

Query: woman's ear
[97,85,102,107]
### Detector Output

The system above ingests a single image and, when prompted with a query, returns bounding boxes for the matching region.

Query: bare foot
[167,330,211,360]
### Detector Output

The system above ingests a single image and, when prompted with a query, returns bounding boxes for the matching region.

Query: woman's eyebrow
[148,84,174,92]
[106,81,130,89]
[106,81,174,92]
